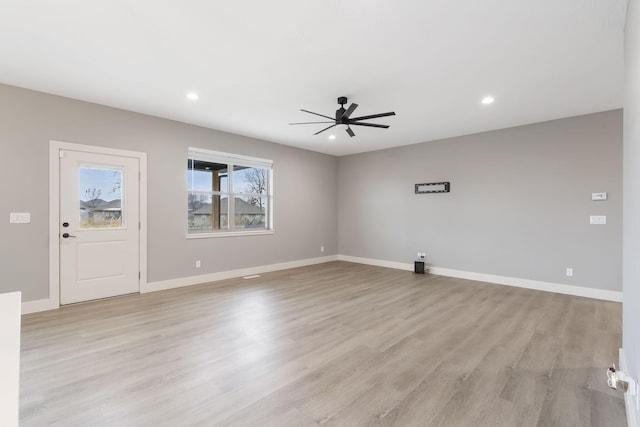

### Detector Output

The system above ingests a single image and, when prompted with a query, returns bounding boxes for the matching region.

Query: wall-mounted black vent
[415,182,450,194]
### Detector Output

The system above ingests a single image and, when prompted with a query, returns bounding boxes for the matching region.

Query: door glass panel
[79,167,123,228]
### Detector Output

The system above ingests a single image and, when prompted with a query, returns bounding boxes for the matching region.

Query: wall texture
[339,110,623,292]
[0,82,625,306]
[0,84,339,302]
[624,0,640,423]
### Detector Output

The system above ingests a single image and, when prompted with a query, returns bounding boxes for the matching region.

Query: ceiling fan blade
[341,103,358,120]
[289,121,334,125]
[301,109,335,120]
[314,124,337,135]
[349,111,396,122]
[349,122,390,129]
[346,126,355,137]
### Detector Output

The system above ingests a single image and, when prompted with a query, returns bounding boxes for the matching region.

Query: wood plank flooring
[19,261,626,426]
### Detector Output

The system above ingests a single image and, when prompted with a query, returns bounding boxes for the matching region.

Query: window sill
[186,230,274,239]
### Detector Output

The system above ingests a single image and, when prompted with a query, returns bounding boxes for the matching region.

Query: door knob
[62,233,76,238]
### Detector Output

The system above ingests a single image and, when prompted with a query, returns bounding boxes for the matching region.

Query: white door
[59,149,140,304]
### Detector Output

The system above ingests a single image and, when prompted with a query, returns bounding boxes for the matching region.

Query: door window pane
[79,167,123,228]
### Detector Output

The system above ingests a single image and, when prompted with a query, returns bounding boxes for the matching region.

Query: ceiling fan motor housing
[336,96,349,123]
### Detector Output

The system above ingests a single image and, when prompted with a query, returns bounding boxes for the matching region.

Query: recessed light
[328,135,336,140]
[481,96,495,105]
[186,92,199,101]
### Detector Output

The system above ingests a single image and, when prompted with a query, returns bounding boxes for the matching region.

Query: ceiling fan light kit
[290,97,395,138]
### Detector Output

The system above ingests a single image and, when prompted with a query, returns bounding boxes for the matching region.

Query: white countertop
[0,292,21,427]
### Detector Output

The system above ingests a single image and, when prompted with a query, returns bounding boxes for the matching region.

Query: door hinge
[139,221,141,230]
[59,150,65,158]
[139,272,141,280]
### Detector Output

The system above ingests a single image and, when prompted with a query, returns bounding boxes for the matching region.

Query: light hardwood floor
[20,261,626,426]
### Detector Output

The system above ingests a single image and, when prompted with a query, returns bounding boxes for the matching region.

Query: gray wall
[0,82,625,305]
[0,84,339,302]
[339,110,623,292]
[624,0,640,419]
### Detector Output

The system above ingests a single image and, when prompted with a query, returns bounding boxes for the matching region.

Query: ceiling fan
[290,96,395,137]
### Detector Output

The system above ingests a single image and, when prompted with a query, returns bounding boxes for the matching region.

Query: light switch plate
[590,215,607,225]
[9,212,30,223]
[592,192,608,201]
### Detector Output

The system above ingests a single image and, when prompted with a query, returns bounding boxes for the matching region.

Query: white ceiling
[0,0,627,156]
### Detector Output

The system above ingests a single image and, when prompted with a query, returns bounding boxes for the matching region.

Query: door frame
[49,140,147,308]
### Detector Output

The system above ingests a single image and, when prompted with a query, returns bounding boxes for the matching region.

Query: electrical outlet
[566,268,573,277]
[417,252,421,259]
[196,260,201,268]
[320,246,324,252]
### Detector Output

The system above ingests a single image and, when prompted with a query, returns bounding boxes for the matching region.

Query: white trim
[21,298,59,315]
[48,141,148,312]
[188,147,273,168]
[139,155,148,293]
[26,250,621,313]
[338,255,413,272]
[430,266,622,302]
[186,230,275,239]
[48,143,61,311]
[621,348,639,427]
[142,255,338,293]
[337,255,623,302]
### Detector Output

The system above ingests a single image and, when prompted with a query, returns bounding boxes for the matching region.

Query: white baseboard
[337,255,622,302]
[338,255,413,272]
[430,266,622,302]
[20,256,339,314]
[20,253,622,313]
[620,348,639,427]
[21,298,58,315]
[143,255,339,293]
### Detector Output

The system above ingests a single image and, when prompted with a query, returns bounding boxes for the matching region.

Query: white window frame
[187,147,274,238]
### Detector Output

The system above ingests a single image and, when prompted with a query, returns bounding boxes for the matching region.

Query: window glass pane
[234,196,267,229]
[79,167,123,228]
[187,149,273,235]
[233,165,267,195]
[188,160,228,192]
[188,191,229,232]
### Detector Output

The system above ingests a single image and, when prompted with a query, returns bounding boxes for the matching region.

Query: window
[187,148,273,237]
